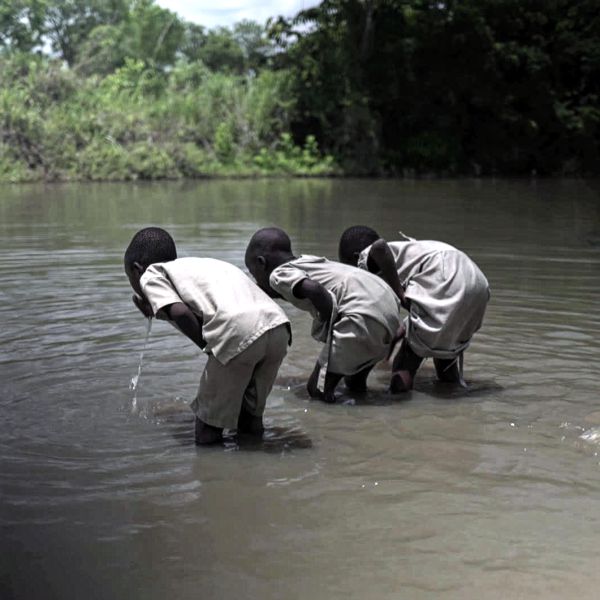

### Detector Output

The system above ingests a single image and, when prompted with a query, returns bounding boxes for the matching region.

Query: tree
[45,0,128,65]
[271,0,600,174]
[233,20,273,71]
[195,27,245,73]
[0,0,46,53]
[74,0,184,74]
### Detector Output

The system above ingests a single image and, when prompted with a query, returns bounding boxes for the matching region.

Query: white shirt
[141,257,289,364]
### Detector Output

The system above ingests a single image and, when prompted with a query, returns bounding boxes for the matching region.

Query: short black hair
[124,227,177,271]
[245,227,292,264]
[338,225,380,265]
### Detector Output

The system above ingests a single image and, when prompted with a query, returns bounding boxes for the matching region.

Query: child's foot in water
[237,409,264,435]
[434,356,467,387]
[194,417,223,445]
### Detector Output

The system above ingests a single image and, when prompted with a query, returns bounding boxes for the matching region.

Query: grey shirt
[358,240,490,358]
[270,255,401,341]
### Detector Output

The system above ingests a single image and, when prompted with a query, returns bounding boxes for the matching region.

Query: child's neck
[271,251,296,269]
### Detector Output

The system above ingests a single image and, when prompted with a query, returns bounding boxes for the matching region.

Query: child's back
[357,240,489,358]
[142,256,288,364]
[270,254,401,337]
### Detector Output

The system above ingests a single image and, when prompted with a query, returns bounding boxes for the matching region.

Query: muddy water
[1,179,599,599]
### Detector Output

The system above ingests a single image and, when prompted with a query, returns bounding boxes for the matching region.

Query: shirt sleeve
[269,263,312,304]
[140,265,183,316]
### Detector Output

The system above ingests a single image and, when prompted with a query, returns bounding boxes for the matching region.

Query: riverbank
[2,2,598,184]
[0,54,338,184]
[0,135,339,183]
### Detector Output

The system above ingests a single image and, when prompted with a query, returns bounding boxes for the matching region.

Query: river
[1,178,599,599]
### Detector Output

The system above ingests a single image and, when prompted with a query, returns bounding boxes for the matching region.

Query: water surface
[1,179,599,599]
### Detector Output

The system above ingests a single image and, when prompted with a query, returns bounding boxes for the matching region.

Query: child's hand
[132,294,153,318]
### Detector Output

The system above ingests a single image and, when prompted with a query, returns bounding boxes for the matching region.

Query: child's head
[245,227,293,296]
[124,227,177,295]
[338,225,380,266]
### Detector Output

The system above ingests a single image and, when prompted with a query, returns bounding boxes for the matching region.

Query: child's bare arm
[369,239,407,305]
[293,279,333,323]
[158,302,206,349]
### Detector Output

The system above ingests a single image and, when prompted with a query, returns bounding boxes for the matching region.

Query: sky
[155,0,320,28]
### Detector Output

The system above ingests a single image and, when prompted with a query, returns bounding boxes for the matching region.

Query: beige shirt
[141,257,289,365]
[269,255,401,341]
[358,240,490,358]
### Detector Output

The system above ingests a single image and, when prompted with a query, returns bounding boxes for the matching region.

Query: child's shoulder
[154,257,250,285]
[388,239,457,253]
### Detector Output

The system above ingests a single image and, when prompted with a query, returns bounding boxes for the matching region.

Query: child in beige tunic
[124,227,290,444]
[339,226,490,391]
[245,227,402,403]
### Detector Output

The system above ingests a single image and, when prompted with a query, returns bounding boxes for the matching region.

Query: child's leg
[307,362,343,403]
[390,339,423,393]
[191,352,257,445]
[239,324,290,434]
[434,352,466,386]
[344,365,374,392]
[194,417,223,445]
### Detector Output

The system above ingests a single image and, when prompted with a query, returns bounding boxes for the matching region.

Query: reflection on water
[1,179,599,600]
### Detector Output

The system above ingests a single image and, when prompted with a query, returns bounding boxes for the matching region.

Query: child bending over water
[339,226,490,391]
[124,227,290,444]
[245,227,402,403]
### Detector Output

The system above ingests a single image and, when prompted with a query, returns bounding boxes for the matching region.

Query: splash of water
[580,427,600,444]
[130,318,152,414]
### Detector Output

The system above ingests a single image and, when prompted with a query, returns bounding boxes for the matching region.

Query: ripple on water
[2,181,600,599]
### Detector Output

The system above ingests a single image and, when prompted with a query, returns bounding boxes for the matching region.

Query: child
[245,227,402,403]
[338,226,490,391]
[124,227,290,444]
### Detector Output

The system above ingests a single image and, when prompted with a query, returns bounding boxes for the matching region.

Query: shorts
[190,323,290,429]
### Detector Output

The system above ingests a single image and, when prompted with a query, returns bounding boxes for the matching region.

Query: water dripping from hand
[130,317,153,414]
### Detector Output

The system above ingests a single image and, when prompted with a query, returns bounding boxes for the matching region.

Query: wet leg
[237,405,264,435]
[194,417,223,445]
[434,353,466,387]
[238,324,289,435]
[307,362,343,403]
[344,365,374,393]
[390,340,423,393]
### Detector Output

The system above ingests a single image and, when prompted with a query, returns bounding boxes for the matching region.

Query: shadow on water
[284,373,503,405]
[286,379,399,406]
[413,377,505,399]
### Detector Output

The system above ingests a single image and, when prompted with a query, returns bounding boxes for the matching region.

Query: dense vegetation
[1,0,598,182]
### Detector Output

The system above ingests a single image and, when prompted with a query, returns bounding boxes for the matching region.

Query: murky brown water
[1,179,599,599]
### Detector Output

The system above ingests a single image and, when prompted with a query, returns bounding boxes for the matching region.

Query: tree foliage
[270,0,600,175]
[0,0,598,180]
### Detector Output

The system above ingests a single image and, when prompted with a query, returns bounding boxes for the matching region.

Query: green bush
[0,53,338,182]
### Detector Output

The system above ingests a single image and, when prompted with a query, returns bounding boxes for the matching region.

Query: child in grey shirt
[245,227,402,402]
[339,226,490,391]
